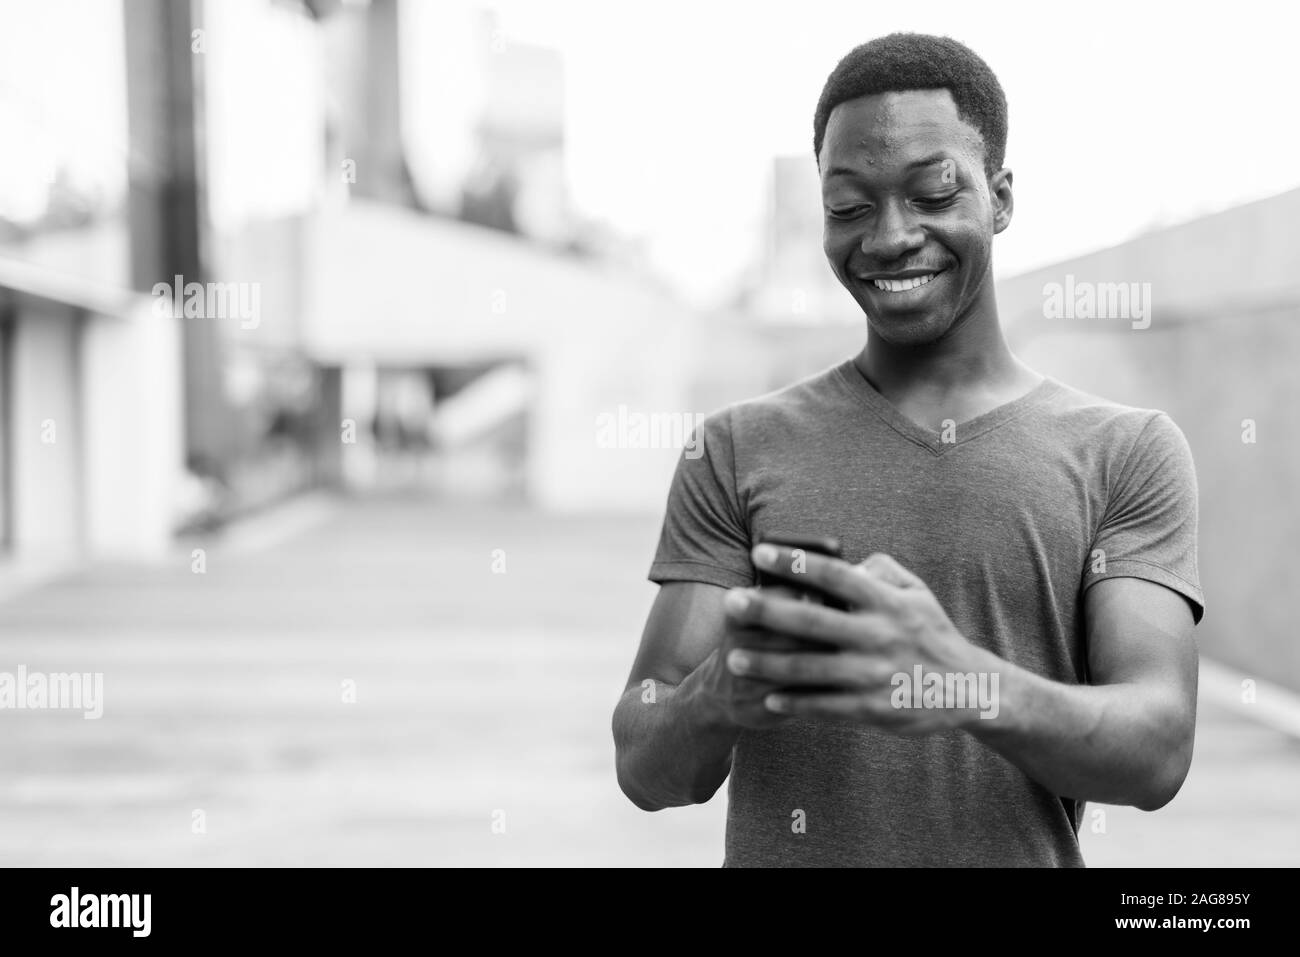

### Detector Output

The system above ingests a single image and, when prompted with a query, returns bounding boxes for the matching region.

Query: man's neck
[856,300,1035,401]
[853,299,1043,429]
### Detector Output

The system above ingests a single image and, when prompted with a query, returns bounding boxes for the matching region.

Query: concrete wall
[8,303,81,555]
[81,298,183,557]
[997,188,1300,692]
[1,264,183,561]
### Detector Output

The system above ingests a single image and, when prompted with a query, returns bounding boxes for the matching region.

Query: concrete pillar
[341,362,378,488]
[124,0,229,468]
[9,306,81,556]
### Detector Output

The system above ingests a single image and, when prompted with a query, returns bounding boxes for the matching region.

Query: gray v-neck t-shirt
[648,358,1204,867]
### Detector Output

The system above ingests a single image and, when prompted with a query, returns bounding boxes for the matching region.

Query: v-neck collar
[833,358,1062,456]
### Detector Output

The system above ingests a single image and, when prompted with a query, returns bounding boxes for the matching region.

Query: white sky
[485,0,1300,304]
[0,0,125,222]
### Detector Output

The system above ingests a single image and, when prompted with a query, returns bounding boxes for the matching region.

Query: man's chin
[864,310,954,347]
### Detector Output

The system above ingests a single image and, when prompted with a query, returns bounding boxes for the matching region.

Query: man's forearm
[966,651,1195,811]
[613,653,741,811]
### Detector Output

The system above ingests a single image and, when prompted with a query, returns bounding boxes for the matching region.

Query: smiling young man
[611,33,1204,867]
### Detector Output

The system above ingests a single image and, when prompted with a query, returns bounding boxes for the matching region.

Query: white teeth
[872,273,938,292]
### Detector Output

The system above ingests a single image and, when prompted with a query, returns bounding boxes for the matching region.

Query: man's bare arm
[612,581,796,811]
[613,583,736,810]
[967,576,1198,811]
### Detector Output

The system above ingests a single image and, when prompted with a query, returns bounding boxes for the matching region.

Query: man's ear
[990,168,1013,234]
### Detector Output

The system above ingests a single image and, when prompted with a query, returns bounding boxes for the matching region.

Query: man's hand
[695,584,833,730]
[722,543,999,733]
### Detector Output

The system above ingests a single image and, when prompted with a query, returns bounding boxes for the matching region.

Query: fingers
[728,625,829,654]
[727,647,886,689]
[762,690,868,719]
[759,689,950,734]
[724,586,890,650]
[725,587,850,643]
[755,582,809,601]
[750,543,897,609]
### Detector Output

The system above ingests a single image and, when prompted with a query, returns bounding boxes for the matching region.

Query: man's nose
[862,200,925,263]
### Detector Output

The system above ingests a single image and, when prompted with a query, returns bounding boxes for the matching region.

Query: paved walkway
[0,497,1295,866]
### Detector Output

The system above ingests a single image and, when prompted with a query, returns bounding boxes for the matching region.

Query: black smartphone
[754,532,849,611]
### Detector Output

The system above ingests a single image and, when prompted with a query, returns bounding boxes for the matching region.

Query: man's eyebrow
[905,152,951,171]
[823,153,951,180]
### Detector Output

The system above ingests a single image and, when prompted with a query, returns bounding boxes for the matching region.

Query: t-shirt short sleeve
[1084,411,1205,623]
[648,409,755,589]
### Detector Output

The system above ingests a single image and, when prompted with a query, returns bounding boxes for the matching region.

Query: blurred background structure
[0,0,1297,866]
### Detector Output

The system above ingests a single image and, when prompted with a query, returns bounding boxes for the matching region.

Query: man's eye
[826,205,869,220]
[914,193,959,210]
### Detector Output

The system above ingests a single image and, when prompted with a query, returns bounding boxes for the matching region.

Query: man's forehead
[820,89,982,170]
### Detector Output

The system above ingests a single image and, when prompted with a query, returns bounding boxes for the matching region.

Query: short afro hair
[812,33,1008,177]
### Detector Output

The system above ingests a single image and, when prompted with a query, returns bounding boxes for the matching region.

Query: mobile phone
[754,532,849,611]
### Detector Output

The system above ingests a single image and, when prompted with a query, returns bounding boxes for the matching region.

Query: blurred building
[996,187,1300,693]
[471,23,571,243]
[155,0,693,515]
[0,260,181,562]
[300,1,696,511]
[0,0,701,575]
[689,155,865,415]
[740,155,860,326]
[400,4,575,247]
[0,0,182,563]
[301,199,695,511]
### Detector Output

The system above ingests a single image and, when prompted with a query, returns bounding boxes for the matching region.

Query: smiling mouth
[870,272,941,293]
